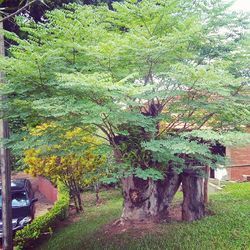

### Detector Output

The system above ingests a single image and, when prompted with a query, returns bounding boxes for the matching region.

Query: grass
[37,183,250,250]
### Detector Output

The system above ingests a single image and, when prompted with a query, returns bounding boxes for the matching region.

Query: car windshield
[0,192,29,208]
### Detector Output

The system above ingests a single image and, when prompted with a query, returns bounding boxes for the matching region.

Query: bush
[14,182,70,250]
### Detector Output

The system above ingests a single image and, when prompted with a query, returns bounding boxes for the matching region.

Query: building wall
[226,145,250,181]
[228,166,250,181]
[37,176,58,203]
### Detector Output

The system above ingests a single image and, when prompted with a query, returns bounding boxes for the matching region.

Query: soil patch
[102,220,164,239]
[99,204,182,240]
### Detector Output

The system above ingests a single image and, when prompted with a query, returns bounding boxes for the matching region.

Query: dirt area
[100,204,182,240]
[11,172,54,217]
[102,220,165,240]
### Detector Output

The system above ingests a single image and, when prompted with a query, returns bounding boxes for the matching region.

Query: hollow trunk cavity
[121,170,181,221]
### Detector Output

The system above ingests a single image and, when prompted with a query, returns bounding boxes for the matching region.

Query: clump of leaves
[24,124,107,212]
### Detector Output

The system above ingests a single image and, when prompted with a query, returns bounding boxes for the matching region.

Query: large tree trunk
[182,173,205,221]
[121,170,181,221]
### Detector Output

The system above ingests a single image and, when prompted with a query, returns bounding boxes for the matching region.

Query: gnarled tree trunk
[182,173,205,221]
[121,170,181,221]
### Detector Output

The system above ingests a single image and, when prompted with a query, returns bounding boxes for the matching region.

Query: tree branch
[197,112,215,130]
[0,0,38,23]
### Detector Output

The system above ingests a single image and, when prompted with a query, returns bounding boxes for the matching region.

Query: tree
[1,0,122,37]
[23,124,106,212]
[1,0,250,222]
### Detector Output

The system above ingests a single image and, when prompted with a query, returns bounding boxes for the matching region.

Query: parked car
[0,179,38,237]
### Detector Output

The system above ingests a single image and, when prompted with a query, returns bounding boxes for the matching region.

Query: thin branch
[232,84,244,97]
[138,14,153,37]
[92,132,110,143]
[93,123,111,140]
[156,113,185,137]
[152,13,164,35]
[197,112,215,130]
[101,113,116,139]
[35,59,43,85]
[144,60,153,85]
[0,0,38,23]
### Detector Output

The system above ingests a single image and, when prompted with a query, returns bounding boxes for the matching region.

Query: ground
[12,172,54,217]
[34,182,250,250]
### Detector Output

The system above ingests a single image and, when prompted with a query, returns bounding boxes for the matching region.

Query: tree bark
[204,166,210,205]
[156,170,182,220]
[73,195,79,213]
[182,173,205,221]
[71,180,83,212]
[0,16,13,250]
[121,170,181,221]
[94,183,100,205]
[76,191,83,211]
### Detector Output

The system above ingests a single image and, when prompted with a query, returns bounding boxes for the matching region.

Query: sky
[230,0,250,12]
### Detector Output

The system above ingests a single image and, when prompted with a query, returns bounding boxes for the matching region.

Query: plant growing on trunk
[1,0,250,222]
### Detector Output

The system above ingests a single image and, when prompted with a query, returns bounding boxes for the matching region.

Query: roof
[0,179,27,192]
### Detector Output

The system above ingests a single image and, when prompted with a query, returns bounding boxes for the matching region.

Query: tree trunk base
[182,173,205,221]
[121,170,181,221]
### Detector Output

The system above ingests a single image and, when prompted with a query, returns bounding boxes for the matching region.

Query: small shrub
[14,181,70,250]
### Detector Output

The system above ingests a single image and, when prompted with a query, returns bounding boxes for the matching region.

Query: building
[226,144,250,181]
[212,128,250,181]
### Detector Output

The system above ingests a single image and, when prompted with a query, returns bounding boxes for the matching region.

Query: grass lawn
[37,183,250,250]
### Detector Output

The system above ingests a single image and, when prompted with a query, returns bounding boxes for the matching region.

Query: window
[0,192,29,208]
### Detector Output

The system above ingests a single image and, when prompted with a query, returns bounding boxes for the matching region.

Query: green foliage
[181,130,250,147]
[1,0,250,178]
[142,136,225,172]
[14,182,70,250]
[101,165,164,183]
[134,167,163,181]
[24,125,107,186]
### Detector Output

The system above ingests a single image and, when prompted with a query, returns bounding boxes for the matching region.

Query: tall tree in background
[1,0,250,223]
[1,0,121,36]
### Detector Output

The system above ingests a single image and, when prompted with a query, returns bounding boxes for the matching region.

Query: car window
[0,191,29,208]
[12,192,29,207]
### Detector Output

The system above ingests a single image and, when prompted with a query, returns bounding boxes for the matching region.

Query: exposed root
[112,218,126,227]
